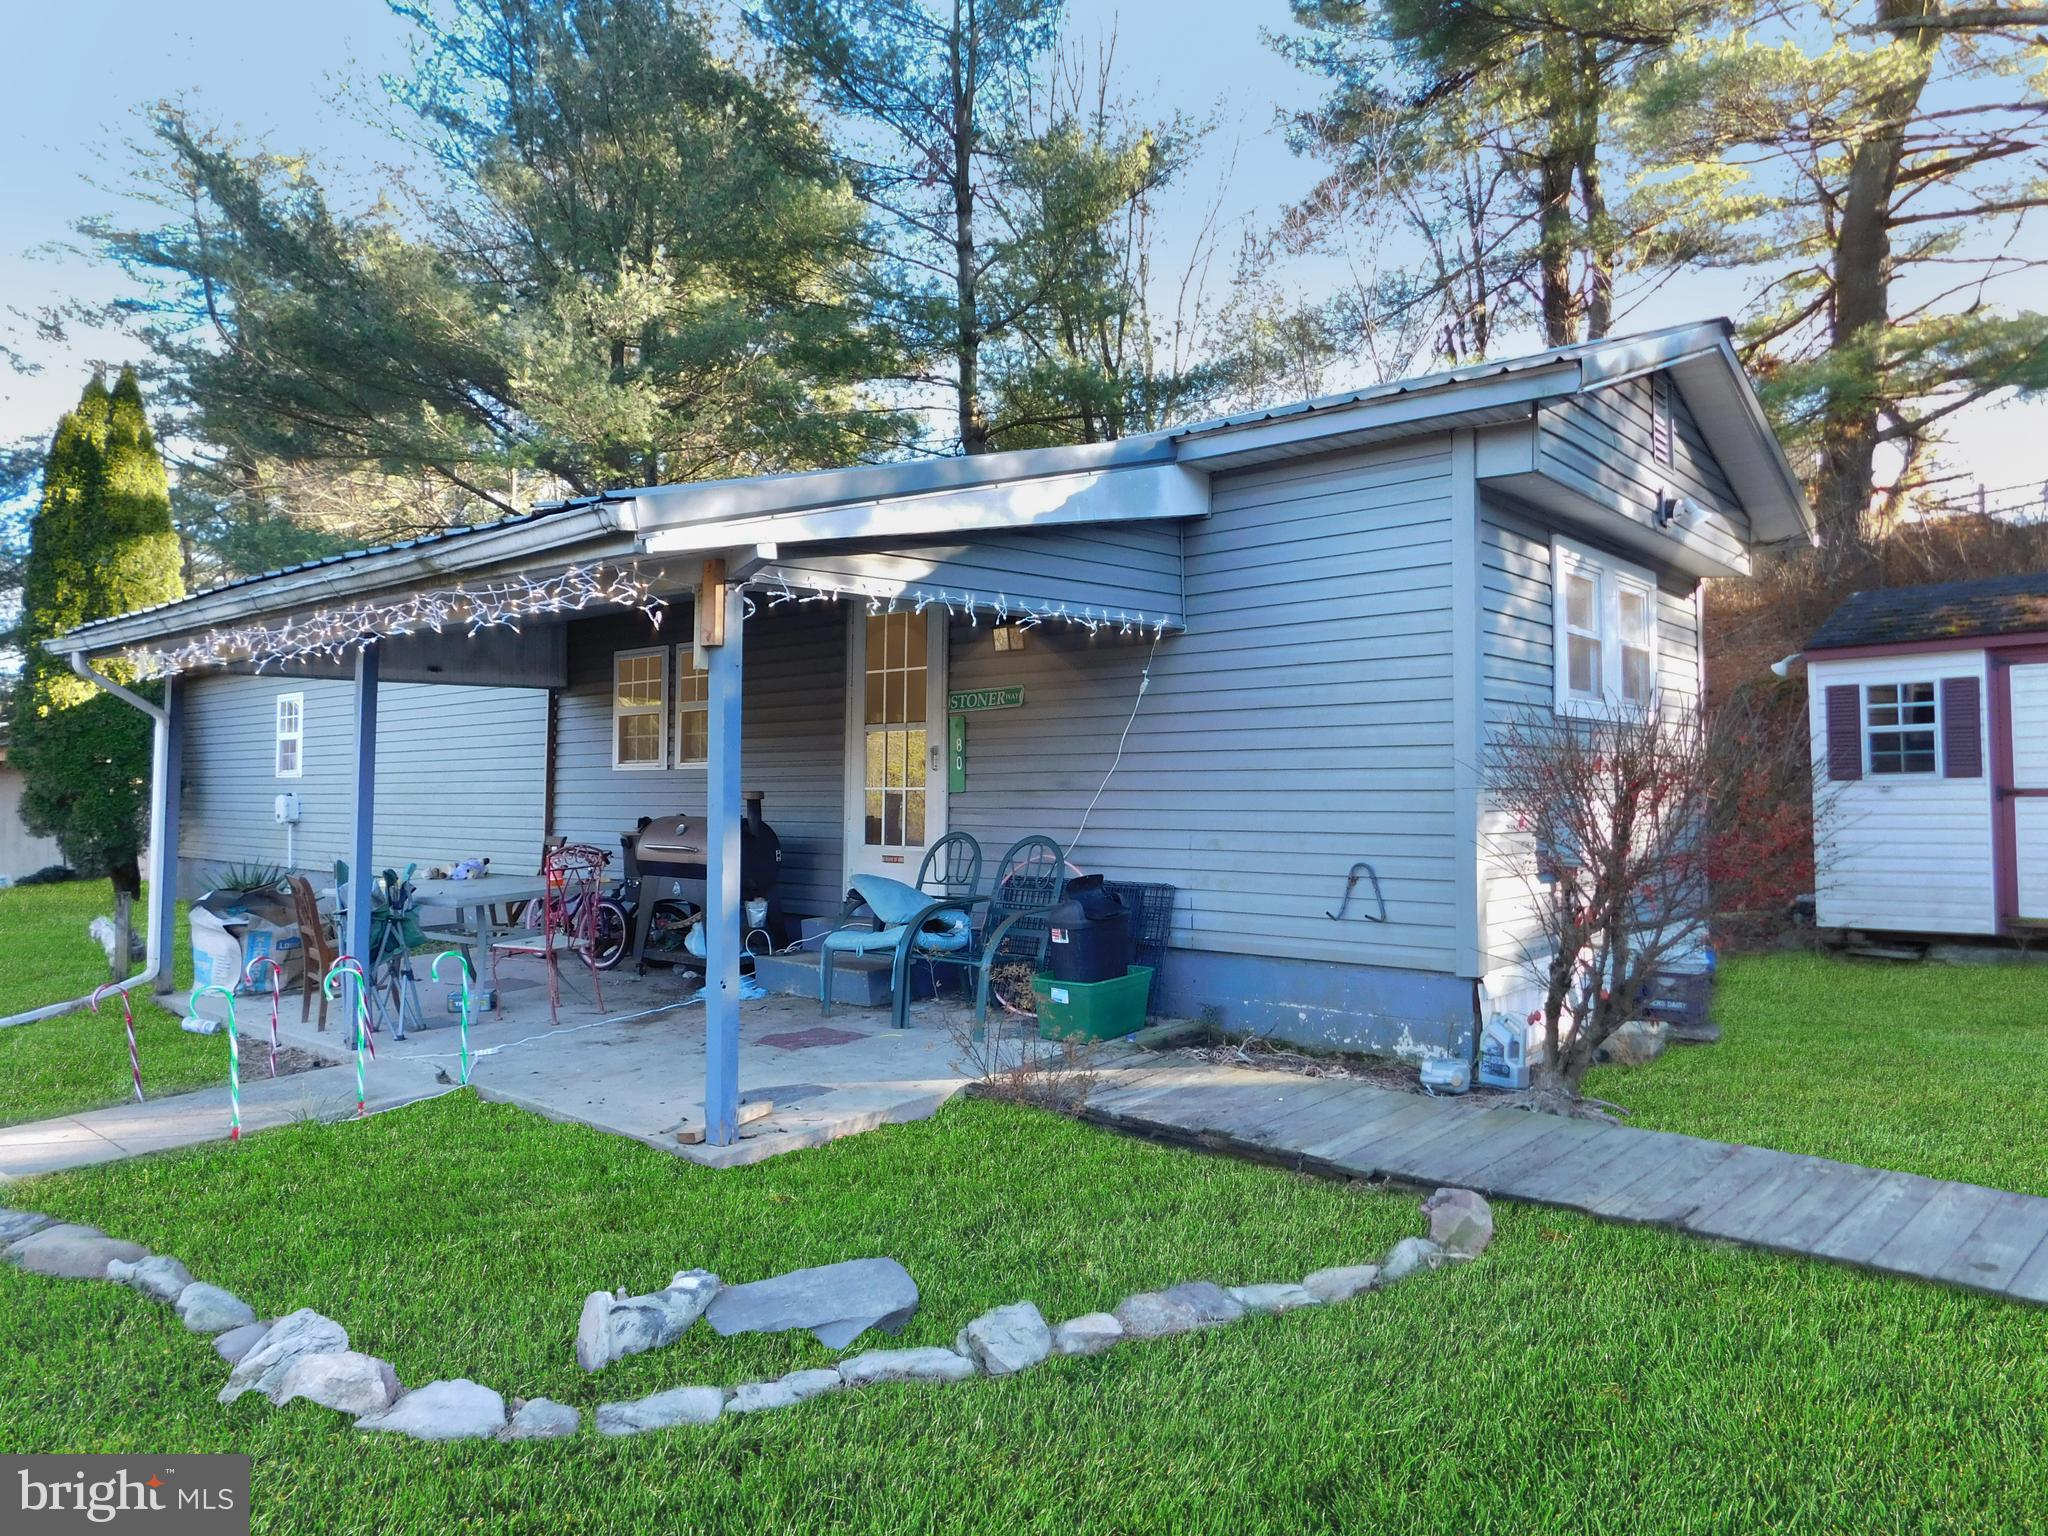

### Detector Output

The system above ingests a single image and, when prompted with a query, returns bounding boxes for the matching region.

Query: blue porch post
[347,642,379,1034]
[149,673,183,995]
[702,582,745,1146]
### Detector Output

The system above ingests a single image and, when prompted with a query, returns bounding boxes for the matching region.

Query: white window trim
[612,646,669,771]
[1552,536,1659,719]
[672,644,709,767]
[274,692,304,780]
[1862,679,1942,777]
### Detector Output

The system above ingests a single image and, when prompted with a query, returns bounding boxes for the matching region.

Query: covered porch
[62,445,1196,1155]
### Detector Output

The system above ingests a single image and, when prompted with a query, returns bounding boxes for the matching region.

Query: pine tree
[13,370,185,902]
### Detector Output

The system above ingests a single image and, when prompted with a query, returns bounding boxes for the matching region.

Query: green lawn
[5,897,2048,1528]
[1586,950,2048,1196]
[0,880,217,1125]
[3,1092,2045,1534]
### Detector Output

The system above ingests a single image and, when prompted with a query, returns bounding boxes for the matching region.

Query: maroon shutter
[1942,675,1983,778]
[1824,684,1863,781]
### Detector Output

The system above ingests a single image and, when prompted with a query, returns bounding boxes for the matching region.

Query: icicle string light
[122,561,1174,677]
[123,563,671,678]
[758,572,1171,639]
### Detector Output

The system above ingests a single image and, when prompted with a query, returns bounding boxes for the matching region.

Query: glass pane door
[846,607,946,882]
[863,612,928,853]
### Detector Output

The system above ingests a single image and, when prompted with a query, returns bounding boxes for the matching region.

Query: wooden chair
[286,875,339,1030]
[491,843,608,1026]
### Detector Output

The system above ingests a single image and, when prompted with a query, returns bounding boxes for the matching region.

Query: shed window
[1552,537,1659,717]
[613,648,668,770]
[1866,682,1938,775]
[673,646,709,766]
[274,693,304,779]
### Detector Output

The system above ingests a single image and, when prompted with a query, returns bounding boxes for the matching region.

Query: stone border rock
[0,1186,1494,1444]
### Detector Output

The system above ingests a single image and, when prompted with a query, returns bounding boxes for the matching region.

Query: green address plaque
[947,685,1025,713]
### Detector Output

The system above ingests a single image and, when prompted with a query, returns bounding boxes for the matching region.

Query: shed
[1805,571,2048,936]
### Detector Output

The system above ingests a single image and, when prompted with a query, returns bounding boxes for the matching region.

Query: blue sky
[2,0,2041,503]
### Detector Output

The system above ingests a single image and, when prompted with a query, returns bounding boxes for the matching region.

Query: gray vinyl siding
[1537,375,1750,571]
[1476,495,1705,980]
[0,762,64,881]
[761,522,1183,626]
[177,674,547,885]
[946,438,1460,973]
[548,604,848,917]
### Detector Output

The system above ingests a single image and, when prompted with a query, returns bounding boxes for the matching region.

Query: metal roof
[61,500,601,636]
[55,319,1807,652]
[1807,572,2048,652]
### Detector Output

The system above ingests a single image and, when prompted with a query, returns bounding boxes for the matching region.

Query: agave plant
[207,861,291,895]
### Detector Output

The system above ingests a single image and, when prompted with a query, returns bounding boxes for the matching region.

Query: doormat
[756,1026,865,1052]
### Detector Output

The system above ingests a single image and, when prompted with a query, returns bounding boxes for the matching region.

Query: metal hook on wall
[1327,862,1389,923]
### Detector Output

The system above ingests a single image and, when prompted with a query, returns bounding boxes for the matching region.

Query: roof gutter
[0,656,170,1029]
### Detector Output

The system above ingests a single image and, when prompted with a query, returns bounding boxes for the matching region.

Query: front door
[2007,662,2048,922]
[843,607,948,887]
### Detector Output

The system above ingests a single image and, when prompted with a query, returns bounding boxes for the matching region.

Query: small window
[673,646,709,765]
[1866,682,1938,775]
[274,693,304,779]
[612,648,668,770]
[1552,537,1660,717]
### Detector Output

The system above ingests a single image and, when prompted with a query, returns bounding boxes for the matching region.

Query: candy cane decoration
[323,958,373,1117]
[243,956,284,1078]
[90,983,144,1104]
[187,985,242,1142]
[431,951,476,1086]
[324,956,375,1059]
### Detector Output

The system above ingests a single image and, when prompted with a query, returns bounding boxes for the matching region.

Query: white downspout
[0,653,169,1029]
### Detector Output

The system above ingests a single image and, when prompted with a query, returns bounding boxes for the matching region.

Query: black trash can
[1046,874,1132,983]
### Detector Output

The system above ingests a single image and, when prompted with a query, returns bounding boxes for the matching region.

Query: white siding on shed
[0,761,65,881]
[178,674,548,882]
[1808,650,1996,935]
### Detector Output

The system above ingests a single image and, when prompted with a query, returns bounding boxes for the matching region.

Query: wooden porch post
[149,673,183,995]
[702,575,745,1146]
[347,643,379,1032]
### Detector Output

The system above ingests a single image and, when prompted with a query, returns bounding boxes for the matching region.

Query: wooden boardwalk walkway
[1081,1061,2048,1307]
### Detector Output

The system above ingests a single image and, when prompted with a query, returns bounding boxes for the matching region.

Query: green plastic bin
[1033,966,1153,1042]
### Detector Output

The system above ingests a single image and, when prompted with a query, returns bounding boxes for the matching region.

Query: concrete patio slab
[184,961,1060,1169]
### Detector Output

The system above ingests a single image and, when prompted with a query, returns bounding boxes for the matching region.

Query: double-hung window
[1552,537,1658,717]
[1865,682,1938,775]
[274,693,304,779]
[613,648,668,769]
[673,646,709,766]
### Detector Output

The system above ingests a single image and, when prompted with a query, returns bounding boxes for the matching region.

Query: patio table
[409,872,554,959]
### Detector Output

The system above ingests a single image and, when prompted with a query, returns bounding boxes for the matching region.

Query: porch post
[149,673,183,995]
[702,583,745,1146]
[347,643,379,1031]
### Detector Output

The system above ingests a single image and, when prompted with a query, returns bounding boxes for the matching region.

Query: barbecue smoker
[622,790,783,973]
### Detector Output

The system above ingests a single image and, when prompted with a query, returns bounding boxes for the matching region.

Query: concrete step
[752,949,936,1009]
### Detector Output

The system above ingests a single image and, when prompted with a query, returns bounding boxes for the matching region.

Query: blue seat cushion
[821,875,973,956]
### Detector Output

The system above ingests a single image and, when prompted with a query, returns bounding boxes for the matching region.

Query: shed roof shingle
[1806,571,2048,652]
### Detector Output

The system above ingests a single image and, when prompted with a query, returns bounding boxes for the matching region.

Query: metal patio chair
[820,831,985,1029]
[492,843,609,1027]
[930,834,1068,1027]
